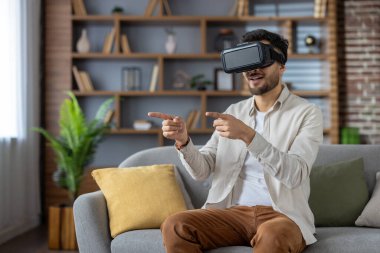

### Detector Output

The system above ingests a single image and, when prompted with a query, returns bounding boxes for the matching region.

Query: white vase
[76,29,90,53]
[165,34,176,54]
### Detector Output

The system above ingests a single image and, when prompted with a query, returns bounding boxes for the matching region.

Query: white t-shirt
[231,110,272,207]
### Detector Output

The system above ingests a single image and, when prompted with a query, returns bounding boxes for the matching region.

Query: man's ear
[279,64,286,75]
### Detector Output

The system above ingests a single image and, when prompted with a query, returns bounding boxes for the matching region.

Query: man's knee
[161,211,194,239]
[254,223,289,247]
[253,218,304,252]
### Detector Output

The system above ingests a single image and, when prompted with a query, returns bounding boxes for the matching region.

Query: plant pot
[48,205,78,250]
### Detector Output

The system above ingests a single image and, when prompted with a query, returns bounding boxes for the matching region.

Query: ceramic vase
[76,29,90,53]
[165,34,176,54]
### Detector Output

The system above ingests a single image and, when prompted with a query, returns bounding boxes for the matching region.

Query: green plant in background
[190,74,212,91]
[111,6,124,14]
[34,92,114,205]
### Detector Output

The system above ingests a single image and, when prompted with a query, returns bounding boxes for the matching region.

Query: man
[148,29,323,253]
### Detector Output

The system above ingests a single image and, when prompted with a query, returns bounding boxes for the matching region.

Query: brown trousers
[161,205,306,253]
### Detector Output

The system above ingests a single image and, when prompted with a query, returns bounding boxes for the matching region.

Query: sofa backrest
[119,144,380,209]
[314,144,380,195]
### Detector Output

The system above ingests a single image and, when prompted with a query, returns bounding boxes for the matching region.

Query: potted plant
[190,74,212,91]
[111,6,124,14]
[34,91,113,249]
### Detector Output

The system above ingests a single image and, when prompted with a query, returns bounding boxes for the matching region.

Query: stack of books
[72,66,94,92]
[145,0,172,16]
[186,110,201,129]
[103,29,131,54]
[229,0,249,16]
[71,0,87,16]
[314,0,327,18]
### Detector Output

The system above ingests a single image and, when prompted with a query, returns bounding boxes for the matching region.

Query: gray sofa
[74,145,380,253]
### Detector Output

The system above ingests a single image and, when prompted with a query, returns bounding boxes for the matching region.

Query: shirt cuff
[246,132,270,159]
[175,137,194,156]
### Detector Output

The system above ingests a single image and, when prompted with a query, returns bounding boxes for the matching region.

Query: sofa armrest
[73,191,111,253]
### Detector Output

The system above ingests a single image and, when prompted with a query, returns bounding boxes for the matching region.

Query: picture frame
[214,68,235,91]
[121,67,141,91]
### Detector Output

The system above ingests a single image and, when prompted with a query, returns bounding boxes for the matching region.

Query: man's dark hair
[241,29,289,64]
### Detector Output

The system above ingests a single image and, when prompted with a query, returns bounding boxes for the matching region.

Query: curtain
[0,0,41,244]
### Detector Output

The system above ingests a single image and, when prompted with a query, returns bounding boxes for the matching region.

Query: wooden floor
[0,225,78,253]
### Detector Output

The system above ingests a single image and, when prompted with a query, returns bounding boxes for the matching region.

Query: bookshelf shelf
[72,52,326,60]
[109,128,161,134]
[72,15,327,23]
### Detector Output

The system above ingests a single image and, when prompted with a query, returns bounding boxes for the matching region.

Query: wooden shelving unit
[70,0,339,144]
[43,0,339,210]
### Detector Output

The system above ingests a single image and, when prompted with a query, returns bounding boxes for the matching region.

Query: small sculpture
[304,35,318,54]
[76,29,90,53]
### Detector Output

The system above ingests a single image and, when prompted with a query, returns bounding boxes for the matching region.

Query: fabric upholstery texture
[110,227,380,253]
[92,164,187,237]
[309,158,369,226]
[356,171,380,227]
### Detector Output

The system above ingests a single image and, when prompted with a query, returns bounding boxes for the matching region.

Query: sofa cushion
[111,230,165,253]
[309,157,369,226]
[356,171,380,227]
[111,227,380,253]
[92,164,187,237]
[304,227,380,253]
[111,229,253,253]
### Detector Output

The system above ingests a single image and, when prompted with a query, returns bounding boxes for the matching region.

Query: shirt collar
[249,83,290,116]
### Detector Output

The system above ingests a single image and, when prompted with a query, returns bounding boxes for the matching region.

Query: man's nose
[246,69,259,75]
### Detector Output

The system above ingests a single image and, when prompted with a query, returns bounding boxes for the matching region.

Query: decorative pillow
[355,172,380,227]
[92,164,189,237]
[309,157,369,226]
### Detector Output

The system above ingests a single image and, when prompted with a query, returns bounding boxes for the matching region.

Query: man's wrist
[243,128,256,146]
[175,136,190,150]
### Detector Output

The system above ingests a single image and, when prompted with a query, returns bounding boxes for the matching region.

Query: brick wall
[339,0,380,143]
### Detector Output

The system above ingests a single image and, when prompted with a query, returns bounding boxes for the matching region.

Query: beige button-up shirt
[178,84,323,245]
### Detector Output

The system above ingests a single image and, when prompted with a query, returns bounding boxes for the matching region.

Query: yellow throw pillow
[92,164,187,238]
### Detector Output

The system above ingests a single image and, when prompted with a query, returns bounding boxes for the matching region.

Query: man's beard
[249,72,280,95]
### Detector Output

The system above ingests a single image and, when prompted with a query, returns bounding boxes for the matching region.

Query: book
[71,0,82,15]
[79,71,94,91]
[237,0,245,16]
[162,0,172,16]
[72,66,86,91]
[244,0,249,16]
[104,110,115,124]
[149,64,159,92]
[190,110,201,129]
[186,110,196,128]
[228,0,238,16]
[102,28,115,54]
[77,0,87,16]
[144,0,159,16]
[320,0,328,18]
[121,34,131,53]
[314,0,322,18]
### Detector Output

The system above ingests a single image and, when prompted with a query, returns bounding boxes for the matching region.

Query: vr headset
[221,41,286,73]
